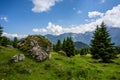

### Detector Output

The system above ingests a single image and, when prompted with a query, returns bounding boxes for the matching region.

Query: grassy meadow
[0,46,120,80]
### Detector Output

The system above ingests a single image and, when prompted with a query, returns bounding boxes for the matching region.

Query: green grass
[0,46,120,80]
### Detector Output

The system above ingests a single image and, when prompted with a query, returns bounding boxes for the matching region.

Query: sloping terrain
[0,46,120,80]
[45,28,120,46]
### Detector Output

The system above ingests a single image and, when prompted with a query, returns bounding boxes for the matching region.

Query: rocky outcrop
[30,40,50,61]
[11,54,25,62]
[17,35,52,62]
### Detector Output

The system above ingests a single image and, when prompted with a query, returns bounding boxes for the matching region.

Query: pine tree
[0,25,3,37]
[13,37,18,48]
[62,39,66,52]
[90,22,116,62]
[0,25,3,45]
[55,39,62,52]
[63,37,75,57]
[1,36,11,46]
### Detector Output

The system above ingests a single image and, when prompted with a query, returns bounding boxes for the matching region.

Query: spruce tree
[1,36,10,46]
[0,25,3,45]
[13,37,18,48]
[55,39,62,52]
[0,25,3,37]
[90,22,116,62]
[62,39,66,52]
[63,37,75,57]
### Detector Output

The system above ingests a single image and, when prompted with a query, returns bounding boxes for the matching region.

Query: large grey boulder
[11,54,25,62]
[30,40,50,61]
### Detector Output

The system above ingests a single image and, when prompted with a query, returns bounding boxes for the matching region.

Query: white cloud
[33,4,120,35]
[0,16,8,22]
[32,22,63,35]
[33,28,47,33]
[32,0,62,13]
[88,11,104,18]
[2,32,28,39]
[103,4,120,27]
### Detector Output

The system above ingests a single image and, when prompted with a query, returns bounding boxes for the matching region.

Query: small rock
[11,55,19,62]
[11,54,25,62]
[18,54,25,61]
[6,45,13,48]
[58,50,66,56]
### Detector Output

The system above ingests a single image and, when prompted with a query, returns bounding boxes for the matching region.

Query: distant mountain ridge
[74,41,89,49]
[45,27,120,46]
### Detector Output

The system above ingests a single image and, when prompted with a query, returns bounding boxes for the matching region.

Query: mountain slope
[45,32,92,45]
[45,27,120,46]
[74,41,89,49]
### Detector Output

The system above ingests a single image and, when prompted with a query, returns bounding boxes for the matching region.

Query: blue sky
[0,0,120,38]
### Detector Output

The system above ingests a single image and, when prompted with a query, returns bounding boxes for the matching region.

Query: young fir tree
[0,25,3,37]
[90,22,116,62]
[0,25,3,45]
[1,36,11,46]
[55,39,62,52]
[62,39,66,51]
[13,37,18,48]
[63,37,75,57]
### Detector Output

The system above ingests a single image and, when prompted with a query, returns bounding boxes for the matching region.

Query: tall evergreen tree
[0,25,3,45]
[62,39,66,51]
[63,37,75,57]
[55,39,62,52]
[1,36,11,46]
[13,37,18,48]
[90,22,116,62]
[0,25,3,37]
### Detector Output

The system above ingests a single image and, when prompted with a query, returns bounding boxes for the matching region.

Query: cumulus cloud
[32,0,62,13]
[88,11,104,18]
[103,4,120,27]
[2,32,27,39]
[0,16,8,22]
[33,4,120,35]
[33,28,47,33]
[32,22,63,35]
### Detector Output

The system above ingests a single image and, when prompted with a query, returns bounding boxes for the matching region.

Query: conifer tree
[0,25,3,37]
[90,22,116,62]
[55,39,62,52]
[13,37,18,48]
[0,25,3,45]
[62,39,66,51]
[63,37,75,57]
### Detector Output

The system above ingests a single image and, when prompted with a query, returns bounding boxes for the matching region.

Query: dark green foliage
[54,37,75,57]
[62,39,66,51]
[113,46,120,54]
[0,36,12,46]
[90,22,116,62]
[54,39,62,52]
[0,25,3,37]
[62,37,75,57]
[80,48,90,55]
[0,25,3,46]
[13,37,18,48]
